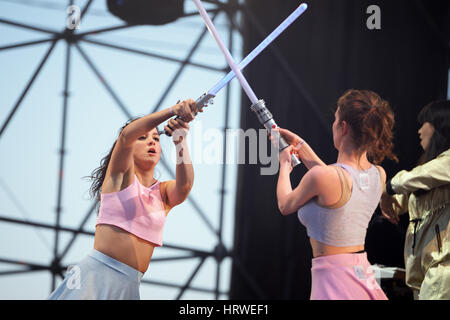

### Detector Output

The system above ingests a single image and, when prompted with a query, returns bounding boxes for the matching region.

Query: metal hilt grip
[250,99,301,167]
[158,93,215,136]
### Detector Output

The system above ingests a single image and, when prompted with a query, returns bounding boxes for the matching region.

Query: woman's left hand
[164,118,190,145]
[279,145,294,173]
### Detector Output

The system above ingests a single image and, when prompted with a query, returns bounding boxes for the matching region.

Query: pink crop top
[96,175,167,246]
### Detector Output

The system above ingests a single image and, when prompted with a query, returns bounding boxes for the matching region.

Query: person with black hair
[49,99,199,299]
[380,100,450,300]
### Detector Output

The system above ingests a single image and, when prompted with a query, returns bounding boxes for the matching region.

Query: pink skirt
[310,252,388,300]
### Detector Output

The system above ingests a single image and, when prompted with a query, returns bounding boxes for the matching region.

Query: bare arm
[276,146,323,215]
[110,100,198,176]
[109,108,173,177]
[120,109,174,146]
[378,165,409,225]
[162,118,194,208]
[295,140,327,169]
[276,128,326,169]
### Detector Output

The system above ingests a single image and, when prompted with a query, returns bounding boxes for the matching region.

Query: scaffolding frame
[0,0,265,300]
[0,0,325,300]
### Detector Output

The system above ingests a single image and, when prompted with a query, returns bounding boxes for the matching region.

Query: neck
[134,168,156,187]
[337,143,371,170]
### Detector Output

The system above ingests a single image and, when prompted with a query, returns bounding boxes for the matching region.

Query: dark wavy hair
[337,89,398,164]
[417,100,450,164]
[84,117,142,205]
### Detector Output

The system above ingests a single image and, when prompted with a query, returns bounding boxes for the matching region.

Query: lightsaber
[194,0,306,167]
[159,3,308,136]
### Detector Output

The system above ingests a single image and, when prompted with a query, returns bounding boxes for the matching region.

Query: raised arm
[162,118,195,208]
[276,128,326,169]
[108,100,197,177]
[386,149,450,196]
[276,145,331,215]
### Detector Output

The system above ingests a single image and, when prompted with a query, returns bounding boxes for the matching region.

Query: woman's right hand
[173,99,199,122]
[164,118,190,145]
[279,145,294,174]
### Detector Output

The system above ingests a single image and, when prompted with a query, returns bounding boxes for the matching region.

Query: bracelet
[385,179,396,196]
[295,139,305,149]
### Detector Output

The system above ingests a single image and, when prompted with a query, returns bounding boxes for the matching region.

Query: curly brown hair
[337,89,398,164]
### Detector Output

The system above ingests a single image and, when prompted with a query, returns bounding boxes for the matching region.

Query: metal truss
[0,0,326,300]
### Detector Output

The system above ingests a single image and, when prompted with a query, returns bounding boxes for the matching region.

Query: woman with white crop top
[273,89,398,300]
[48,99,199,299]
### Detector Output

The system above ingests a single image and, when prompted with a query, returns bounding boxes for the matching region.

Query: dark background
[230,0,449,299]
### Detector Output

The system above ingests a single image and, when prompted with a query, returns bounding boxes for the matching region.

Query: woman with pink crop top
[49,99,199,300]
[273,89,398,300]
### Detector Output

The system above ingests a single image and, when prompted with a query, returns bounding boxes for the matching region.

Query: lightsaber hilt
[196,92,215,109]
[250,99,301,167]
[158,93,215,136]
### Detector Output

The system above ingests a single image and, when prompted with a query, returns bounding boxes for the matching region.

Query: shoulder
[374,165,386,184]
[440,148,450,157]
[435,148,450,163]
[303,165,346,205]
[305,165,340,186]
[309,164,337,176]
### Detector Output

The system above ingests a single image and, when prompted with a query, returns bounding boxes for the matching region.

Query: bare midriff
[94,224,156,273]
[310,237,364,258]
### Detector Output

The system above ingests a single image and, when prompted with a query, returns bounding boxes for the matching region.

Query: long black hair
[84,117,141,204]
[417,100,450,164]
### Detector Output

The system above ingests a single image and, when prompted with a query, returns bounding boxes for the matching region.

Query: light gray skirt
[48,249,144,300]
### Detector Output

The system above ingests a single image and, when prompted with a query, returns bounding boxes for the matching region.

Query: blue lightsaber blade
[194,0,307,168]
[159,3,308,135]
[209,3,308,96]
